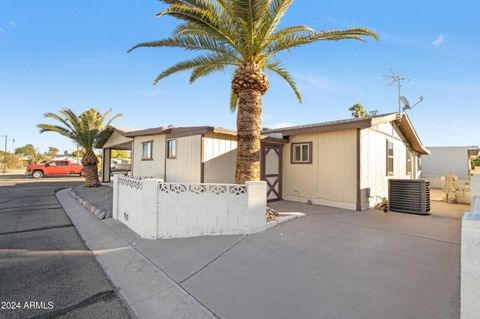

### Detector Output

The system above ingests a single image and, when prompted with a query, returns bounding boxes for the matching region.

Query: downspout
[200,134,205,183]
[164,136,167,182]
[356,128,362,211]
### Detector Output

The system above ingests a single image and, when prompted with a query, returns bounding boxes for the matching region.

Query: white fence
[112,175,267,239]
[461,176,480,319]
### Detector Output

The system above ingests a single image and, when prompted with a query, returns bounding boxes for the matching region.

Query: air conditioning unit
[388,179,431,215]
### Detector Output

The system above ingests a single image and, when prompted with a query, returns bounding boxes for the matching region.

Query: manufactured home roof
[123,125,286,143]
[266,113,398,135]
[124,126,237,138]
[266,112,430,155]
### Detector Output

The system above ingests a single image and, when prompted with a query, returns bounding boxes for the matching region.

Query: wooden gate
[261,143,283,202]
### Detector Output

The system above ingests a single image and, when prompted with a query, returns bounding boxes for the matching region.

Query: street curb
[56,188,216,319]
[69,188,107,220]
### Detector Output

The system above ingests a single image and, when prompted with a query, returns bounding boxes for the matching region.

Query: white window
[291,142,312,164]
[142,141,153,160]
[406,149,412,176]
[167,139,177,159]
[386,140,394,176]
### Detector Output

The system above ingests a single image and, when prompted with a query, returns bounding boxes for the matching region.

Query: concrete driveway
[101,199,462,319]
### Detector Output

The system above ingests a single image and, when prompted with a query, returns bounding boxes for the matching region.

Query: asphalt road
[0,176,131,319]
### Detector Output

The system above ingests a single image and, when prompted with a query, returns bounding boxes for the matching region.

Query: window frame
[290,142,313,164]
[167,139,177,159]
[386,139,394,176]
[141,141,154,161]
[406,149,412,177]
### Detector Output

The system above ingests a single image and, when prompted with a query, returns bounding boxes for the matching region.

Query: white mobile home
[99,112,429,211]
[266,112,430,210]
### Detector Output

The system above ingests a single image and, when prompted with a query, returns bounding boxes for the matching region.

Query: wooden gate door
[261,144,283,202]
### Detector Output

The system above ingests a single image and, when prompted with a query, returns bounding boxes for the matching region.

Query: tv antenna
[384,69,409,114]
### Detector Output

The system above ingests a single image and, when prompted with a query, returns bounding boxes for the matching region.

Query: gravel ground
[72,185,113,218]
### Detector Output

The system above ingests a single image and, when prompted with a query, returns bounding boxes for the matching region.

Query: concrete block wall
[113,175,162,239]
[113,176,267,239]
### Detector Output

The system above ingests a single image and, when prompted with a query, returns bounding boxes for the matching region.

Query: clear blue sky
[0,0,478,153]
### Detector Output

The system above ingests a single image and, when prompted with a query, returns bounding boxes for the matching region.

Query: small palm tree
[37,108,122,187]
[349,103,368,118]
[129,0,378,184]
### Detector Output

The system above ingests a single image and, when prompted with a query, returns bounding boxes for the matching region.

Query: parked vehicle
[26,160,83,178]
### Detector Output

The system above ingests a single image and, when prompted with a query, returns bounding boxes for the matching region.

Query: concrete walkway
[56,189,216,319]
[58,187,463,319]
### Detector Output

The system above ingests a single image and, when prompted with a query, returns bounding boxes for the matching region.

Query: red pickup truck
[26,160,83,178]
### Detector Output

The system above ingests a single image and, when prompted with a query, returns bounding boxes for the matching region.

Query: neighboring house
[98,112,429,211]
[422,146,480,188]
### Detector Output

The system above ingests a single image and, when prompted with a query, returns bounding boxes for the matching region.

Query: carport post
[102,148,111,183]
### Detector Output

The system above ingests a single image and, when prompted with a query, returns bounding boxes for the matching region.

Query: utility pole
[1,135,7,174]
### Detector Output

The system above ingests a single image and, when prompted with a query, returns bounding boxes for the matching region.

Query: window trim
[290,142,313,164]
[386,139,394,176]
[141,140,154,161]
[167,139,177,159]
[406,148,412,177]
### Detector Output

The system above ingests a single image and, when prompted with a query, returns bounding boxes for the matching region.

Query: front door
[261,144,283,202]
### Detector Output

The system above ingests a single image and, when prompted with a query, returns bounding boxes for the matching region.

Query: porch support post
[102,148,111,183]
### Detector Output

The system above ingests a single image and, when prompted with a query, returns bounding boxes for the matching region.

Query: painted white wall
[282,129,357,210]
[113,176,267,239]
[461,209,480,319]
[360,122,411,209]
[114,175,148,237]
[203,134,237,184]
[166,135,202,183]
[423,147,471,178]
[132,135,166,178]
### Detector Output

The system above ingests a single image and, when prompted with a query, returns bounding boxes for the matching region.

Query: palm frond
[37,124,76,140]
[263,28,378,57]
[265,60,302,102]
[128,35,238,59]
[189,64,228,83]
[153,53,239,84]
[229,89,239,112]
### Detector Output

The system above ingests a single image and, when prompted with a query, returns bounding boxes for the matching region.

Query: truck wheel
[32,171,44,179]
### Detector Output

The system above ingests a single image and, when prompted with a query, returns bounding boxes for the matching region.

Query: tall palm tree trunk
[81,149,101,187]
[233,62,269,184]
[235,88,263,183]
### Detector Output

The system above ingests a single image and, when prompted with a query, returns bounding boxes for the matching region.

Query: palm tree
[37,108,122,187]
[129,0,378,184]
[349,103,368,118]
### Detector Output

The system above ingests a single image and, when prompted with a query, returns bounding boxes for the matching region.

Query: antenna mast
[385,69,409,114]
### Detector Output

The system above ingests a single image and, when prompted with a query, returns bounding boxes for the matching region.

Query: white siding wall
[166,135,202,183]
[422,147,471,178]
[282,129,358,210]
[103,131,133,149]
[360,122,410,209]
[132,135,166,178]
[202,134,237,184]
